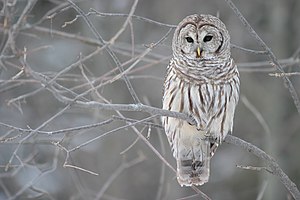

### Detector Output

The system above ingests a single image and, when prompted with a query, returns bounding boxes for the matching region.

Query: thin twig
[89,8,176,28]
[176,193,203,200]
[0,119,114,136]
[241,96,271,137]
[52,141,99,176]
[108,29,172,85]
[113,115,163,129]
[108,0,138,45]
[231,43,267,55]
[269,72,300,77]
[236,165,273,173]
[119,136,140,155]
[31,2,71,26]
[68,115,159,152]
[256,181,268,200]
[94,154,145,200]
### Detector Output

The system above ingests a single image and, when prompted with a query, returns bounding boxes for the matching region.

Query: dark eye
[185,37,194,43]
[203,35,213,42]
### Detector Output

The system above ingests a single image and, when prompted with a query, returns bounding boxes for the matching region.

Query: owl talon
[196,127,204,131]
[195,121,204,131]
[204,133,211,138]
[187,115,197,126]
[203,136,217,143]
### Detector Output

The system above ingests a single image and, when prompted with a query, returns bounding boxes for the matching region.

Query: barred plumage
[162,14,240,186]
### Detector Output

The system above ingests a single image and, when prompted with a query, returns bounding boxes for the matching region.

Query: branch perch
[225,135,300,200]
[74,101,300,199]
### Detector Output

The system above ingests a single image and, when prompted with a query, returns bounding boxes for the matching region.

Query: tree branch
[73,100,300,199]
[224,0,300,114]
[53,93,300,199]
[225,135,300,200]
[66,0,141,103]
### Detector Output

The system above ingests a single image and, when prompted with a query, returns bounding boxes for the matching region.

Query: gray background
[0,0,299,199]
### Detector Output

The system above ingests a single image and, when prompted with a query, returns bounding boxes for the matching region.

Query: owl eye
[203,35,213,42]
[185,37,194,43]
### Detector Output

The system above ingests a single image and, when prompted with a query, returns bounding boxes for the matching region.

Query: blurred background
[0,0,300,199]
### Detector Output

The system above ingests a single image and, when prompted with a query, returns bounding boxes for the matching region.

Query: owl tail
[176,139,212,186]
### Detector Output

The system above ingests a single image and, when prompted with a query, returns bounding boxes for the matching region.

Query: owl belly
[162,71,239,155]
[162,67,239,186]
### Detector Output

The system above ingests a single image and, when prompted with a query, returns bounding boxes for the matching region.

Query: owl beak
[196,47,202,58]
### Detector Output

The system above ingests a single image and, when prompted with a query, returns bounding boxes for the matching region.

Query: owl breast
[162,59,239,153]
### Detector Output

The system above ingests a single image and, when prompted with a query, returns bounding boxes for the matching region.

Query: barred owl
[162,14,240,186]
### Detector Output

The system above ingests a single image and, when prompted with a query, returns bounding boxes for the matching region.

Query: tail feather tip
[177,172,209,187]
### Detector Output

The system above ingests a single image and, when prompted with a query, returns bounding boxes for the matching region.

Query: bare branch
[225,135,300,200]
[73,101,195,125]
[225,0,300,114]
[66,0,141,103]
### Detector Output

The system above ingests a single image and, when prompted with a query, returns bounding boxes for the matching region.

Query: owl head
[172,14,231,61]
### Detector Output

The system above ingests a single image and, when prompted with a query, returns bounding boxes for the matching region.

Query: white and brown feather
[163,58,239,155]
[162,14,240,186]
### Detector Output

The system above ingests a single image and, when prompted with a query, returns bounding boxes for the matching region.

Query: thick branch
[225,135,300,200]
[69,98,300,199]
[74,100,195,125]
[73,100,300,199]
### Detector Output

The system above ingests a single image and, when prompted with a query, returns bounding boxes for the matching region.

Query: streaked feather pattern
[162,14,240,186]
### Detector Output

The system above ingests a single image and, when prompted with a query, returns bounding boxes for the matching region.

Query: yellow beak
[196,47,201,58]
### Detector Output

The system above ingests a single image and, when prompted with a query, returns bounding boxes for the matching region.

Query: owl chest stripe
[220,92,228,136]
[179,82,185,112]
[208,86,216,112]
[166,78,179,110]
[229,83,233,101]
[217,85,224,109]
[198,87,206,113]
[204,84,211,103]
[187,84,193,113]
